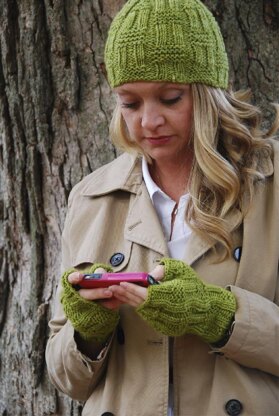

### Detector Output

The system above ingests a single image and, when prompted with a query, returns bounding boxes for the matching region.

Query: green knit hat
[105,0,229,89]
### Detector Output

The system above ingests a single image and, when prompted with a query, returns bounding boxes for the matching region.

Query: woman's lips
[145,136,173,144]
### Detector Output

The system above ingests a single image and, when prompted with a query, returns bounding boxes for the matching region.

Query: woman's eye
[161,96,182,105]
[121,102,138,109]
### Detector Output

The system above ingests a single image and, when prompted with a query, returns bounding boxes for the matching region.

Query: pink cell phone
[76,272,159,289]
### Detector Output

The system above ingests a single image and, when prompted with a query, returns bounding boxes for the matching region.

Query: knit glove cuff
[61,263,120,342]
[137,258,236,344]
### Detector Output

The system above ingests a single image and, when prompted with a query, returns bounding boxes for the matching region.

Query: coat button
[233,247,242,262]
[117,325,125,345]
[225,399,243,415]
[110,252,125,267]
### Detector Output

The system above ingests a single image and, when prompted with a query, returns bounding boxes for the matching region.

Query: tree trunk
[0,1,278,415]
[205,0,279,124]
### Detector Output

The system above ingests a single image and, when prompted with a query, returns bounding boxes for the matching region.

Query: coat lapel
[125,183,169,256]
[182,208,243,266]
[81,153,142,197]
[125,180,242,263]
[80,148,272,264]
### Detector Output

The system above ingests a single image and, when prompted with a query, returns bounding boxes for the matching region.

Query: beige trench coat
[46,139,279,416]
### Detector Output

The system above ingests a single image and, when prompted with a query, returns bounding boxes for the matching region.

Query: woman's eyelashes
[161,95,182,105]
[120,95,183,109]
[121,102,139,109]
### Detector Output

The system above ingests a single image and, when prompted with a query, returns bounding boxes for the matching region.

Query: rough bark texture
[205,0,279,124]
[0,1,278,415]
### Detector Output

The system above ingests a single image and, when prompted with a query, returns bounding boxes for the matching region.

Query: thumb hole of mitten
[148,265,165,281]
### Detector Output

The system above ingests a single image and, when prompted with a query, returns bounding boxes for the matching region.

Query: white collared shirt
[142,158,192,416]
[142,158,192,260]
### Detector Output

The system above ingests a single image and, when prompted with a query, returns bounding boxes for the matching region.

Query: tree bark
[0,1,278,415]
[205,0,279,124]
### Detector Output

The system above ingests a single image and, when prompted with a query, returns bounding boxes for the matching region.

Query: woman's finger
[67,272,83,284]
[78,287,113,301]
[68,267,107,285]
[148,265,165,281]
[110,283,148,307]
[99,298,123,310]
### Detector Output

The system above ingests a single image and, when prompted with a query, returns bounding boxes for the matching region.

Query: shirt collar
[142,157,163,201]
[142,158,190,204]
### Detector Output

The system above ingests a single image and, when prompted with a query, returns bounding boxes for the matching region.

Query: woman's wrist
[74,330,110,360]
[211,319,235,348]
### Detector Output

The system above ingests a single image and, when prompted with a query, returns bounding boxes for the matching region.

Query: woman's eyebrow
[115,90,134,95]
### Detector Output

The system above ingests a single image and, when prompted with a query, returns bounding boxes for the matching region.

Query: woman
[46,0,279,415]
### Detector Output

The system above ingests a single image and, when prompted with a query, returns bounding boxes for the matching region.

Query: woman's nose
[141,104,165,131]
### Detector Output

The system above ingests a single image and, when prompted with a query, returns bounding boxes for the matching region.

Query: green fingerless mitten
[61,263,120,342]
[137,258,236,344]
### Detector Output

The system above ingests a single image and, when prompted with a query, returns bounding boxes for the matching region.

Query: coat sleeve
[45,279,114,401]
[45,189,113,401]
[214,140,279,376]
[212,284,279,377]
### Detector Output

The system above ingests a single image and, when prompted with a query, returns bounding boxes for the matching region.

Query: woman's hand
[108,265,165,307]
[67,267,123,310]
[61,266,120,342]
[136,258,236,343]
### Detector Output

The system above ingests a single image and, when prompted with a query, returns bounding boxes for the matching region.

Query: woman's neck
[149,158,192,203]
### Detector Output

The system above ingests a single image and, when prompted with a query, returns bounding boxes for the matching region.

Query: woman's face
[115,82,193,166]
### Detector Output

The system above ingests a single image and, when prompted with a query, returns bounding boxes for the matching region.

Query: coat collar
[81,153,142,197]
[182,208,242,265]
[79,147,274,263]
[80,142,275,198]
[124,180,243,263]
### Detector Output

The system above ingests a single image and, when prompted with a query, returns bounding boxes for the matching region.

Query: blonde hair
[110,84,279,258]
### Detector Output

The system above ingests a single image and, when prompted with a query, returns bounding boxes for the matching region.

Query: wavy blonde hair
[110,84,279,258]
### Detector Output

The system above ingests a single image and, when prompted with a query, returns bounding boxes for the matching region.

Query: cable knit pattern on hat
[136,258,236,343]
[105,0,229,88]
[61,264,120,342]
